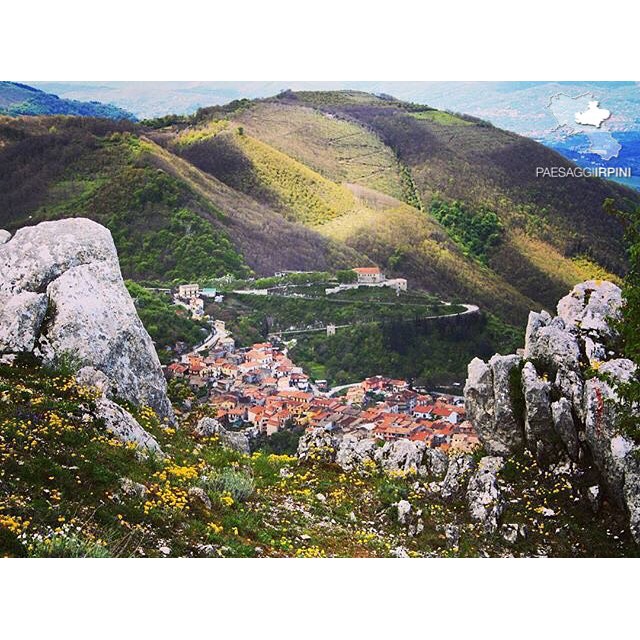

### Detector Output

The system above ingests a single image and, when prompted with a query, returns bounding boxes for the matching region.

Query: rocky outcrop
[464,280,640,543]
[195,417,251,454]
[374,439,426,474]
[296,427,340,463]
[0,218,172,421]
[335,435,377,471]
[95,396,162,453]
[441,454,475,502]
[466,456,505,534]
[465,355,524,456]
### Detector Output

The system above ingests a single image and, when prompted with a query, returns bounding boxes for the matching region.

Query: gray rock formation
[466,456,505,534]
[296,427,340,462]
[0,229,11,244]
[557,280,623,339]
[521,362,561,465]
[195,417,251,454]
[464,280,640,543]
[422,448,449,479]
[335,435,377,472]
[441,454,476,502]
[524,313,581,372]
[96,396,162,453]
[551,397,579,461]
[583,359,636,507]
[374,439,425,474]
[0,218,172,421]
[464,354,524,456]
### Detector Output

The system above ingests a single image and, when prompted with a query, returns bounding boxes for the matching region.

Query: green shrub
[199,468,255,503]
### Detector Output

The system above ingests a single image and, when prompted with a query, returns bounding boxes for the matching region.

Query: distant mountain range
[0,81,135,120]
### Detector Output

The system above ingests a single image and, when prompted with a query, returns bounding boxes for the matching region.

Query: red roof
[353,267,382,275]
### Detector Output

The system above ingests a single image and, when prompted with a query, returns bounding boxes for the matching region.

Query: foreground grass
[1,361,636,558]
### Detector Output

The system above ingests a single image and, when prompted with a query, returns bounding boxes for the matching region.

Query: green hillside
[1,89,637,328]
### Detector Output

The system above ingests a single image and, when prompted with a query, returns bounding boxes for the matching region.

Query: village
[165,270,479,453]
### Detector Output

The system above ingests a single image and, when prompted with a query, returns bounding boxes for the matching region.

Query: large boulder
[464,357,495,445]
[95,397,162,454]
[297,427,339,463]
[524,314,581,372]
[464,355,524,456]
[441,454,476,502]
[583,359,637,506]
[551,397,579,461]
[0,218,172,421]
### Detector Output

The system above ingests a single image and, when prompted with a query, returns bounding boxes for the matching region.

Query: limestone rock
[521,362,559,465]
[96,397,162,454]
[466,456,505,534]
[587,485,601,514]
[0,230,11,244]
[557,280,623,340]
[464,357,495,447]
[335,435,377,472]
[188,486,212,510]
[0,291,47,352]
[45,261,172,419]
[551,397,579,461]
[119,477,148,499]
[396,499,412,525]
[195,417,250,454]
[374,438,425,474]
[441,454,476,502]
[296,427,339,462]
[555,368,584,423]
[489,354,524,454]
[0,218,173,421]
[525,314,581,372]
[76,366,111,398]
[422,448,449,479]
[583,359,636,506]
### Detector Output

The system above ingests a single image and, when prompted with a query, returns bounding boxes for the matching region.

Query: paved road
[268,303,480,337]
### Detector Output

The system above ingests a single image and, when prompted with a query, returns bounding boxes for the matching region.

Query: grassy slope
[279,91,639,310]
[1,361,635,558]
[0,116,359,279]
[168,117,538,321]
[234,101,405,199]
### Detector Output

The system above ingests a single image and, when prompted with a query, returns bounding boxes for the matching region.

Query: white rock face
[0,230,11,244]
[0,218,172,421]
[557,280,623,339]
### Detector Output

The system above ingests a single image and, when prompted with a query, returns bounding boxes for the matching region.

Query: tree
[605,199,640,441]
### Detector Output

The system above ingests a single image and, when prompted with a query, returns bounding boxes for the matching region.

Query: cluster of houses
[165,331,479,453]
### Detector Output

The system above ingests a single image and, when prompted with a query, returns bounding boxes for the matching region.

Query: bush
[199,468,255,503]
[29,533,110,558]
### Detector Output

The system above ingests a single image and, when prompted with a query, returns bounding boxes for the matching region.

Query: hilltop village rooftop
[165,337,477,453]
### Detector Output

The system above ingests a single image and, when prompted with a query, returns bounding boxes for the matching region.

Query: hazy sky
[27,81,640,138]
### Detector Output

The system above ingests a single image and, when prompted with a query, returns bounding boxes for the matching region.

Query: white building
[353,267,384,284]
